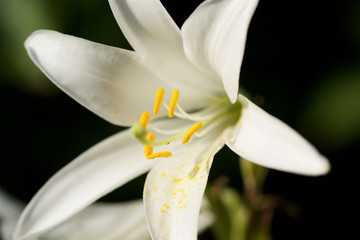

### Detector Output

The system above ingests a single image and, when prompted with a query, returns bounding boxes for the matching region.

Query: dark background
[1,0,359,239]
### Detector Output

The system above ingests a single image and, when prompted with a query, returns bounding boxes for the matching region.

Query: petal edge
[25,30,167,126]
[14,129,155,240]
[182,0,259,103]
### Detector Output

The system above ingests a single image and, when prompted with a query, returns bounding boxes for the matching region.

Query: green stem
[239,158,270,240]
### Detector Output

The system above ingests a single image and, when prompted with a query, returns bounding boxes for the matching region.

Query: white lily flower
[15,0,330,239]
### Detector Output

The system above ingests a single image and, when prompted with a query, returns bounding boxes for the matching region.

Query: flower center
[131,88,240,159]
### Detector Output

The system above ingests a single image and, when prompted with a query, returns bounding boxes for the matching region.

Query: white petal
[41,198,212,240]
[225,95,331,176]
[144,132,225,240]
[14,129,156,240]
[109,0,182,58]
[25,30,169,126]
[182,0,259,103]
[0,189,24,240]
[197,198,214,233]
[109,0,224,100]
[0,188,23,221]
[41,200,149,240]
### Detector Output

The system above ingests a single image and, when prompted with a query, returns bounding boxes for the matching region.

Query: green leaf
[208,183,249,240]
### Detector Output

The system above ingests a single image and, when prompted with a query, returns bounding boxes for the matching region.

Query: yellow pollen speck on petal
[153,88,165,115]
[168,89,179,118]
[146,151,172,159]
[139,112,150,129]
[172,178,183,183]
[182,122,203,144]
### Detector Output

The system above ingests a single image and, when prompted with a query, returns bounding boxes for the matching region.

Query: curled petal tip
[226,95,331,176]
[311,157,331,176]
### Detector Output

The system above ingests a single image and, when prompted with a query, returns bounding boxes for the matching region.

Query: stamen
[132,89,238,159]
[176,103,226,121]
[132,123,184,147]
[148,123,187,135]
[153,88,165,115]
[144,132,172,159]
[182,122,203,144]
[144,133,155,156]
[146,133,155,141]
[139,112,150,129]
[168,89,179,118]
[163,99,227,122]
[146,151,172,159]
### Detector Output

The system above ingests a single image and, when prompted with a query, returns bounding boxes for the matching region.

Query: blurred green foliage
[299,66,360,150]
[0,0,59,93]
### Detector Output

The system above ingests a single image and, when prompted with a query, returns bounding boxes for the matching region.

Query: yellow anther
[146,151,172,159]
[144,132,172,159]
[168,89,179,118]
[139,112,150,129]
[144,133,155,157]
[146,133,155,141]
[182,122,203,144]
[153,88,165,115]
[144,146,153,156]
